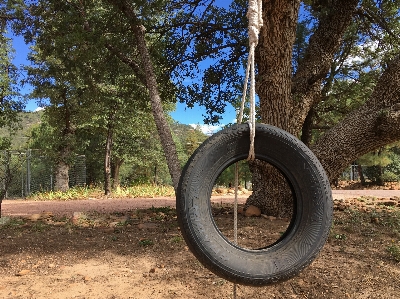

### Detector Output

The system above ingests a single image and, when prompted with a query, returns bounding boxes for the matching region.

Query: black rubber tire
[176,123,333,286]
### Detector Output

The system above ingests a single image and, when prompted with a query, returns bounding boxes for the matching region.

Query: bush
[381,171,399,183]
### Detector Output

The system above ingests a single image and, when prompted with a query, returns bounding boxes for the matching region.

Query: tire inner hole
[211,159,294,250]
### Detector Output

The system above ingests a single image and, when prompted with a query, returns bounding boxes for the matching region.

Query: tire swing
[176,0,333,287]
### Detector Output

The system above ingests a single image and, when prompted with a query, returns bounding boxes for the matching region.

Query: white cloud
[190,124,223,135]
[344,40,380,67]
[34,107,45,112]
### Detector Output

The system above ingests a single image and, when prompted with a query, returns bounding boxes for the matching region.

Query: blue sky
[10,34,237,133]
[8,0,237,133]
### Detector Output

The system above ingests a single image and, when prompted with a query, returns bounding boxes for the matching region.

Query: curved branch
[312,54,400,181]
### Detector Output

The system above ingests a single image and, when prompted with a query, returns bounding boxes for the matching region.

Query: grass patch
[26,184,175,201]
[114,185,175,198]
[139,239,154,247]
[387,244,400,262]
[170,236,184,243]
[0,217,25,228]
[28,186,95,201]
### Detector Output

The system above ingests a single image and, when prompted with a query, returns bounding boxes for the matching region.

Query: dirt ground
[1,192,400,299]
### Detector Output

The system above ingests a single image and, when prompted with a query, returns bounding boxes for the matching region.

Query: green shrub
[387,244,400,262]
[381,171,399,183]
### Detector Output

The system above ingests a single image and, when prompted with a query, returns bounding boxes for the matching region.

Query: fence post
[26,149,31,196]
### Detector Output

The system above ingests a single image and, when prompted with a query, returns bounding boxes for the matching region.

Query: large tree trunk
[246,0,360,216]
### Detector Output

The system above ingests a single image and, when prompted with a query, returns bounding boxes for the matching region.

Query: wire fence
[341,164,361,181]
[0,150,86,199]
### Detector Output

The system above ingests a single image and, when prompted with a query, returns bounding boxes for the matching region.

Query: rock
[41,212,53,219]
[261,214,277,221]
[149,268,156,273]
[137,223,158,230]
[109,222,120,228]
[72,212,87,224]
[16,269,31,276]
[245,205,261,217]
[83,276,91,282]
[29,214,42,222]
[214,188,227,194]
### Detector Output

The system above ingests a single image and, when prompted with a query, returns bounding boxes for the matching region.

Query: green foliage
[139,239,154,247]
[215,160,251,188]
[13,0,184,191]
[113,185,175,198]
[0,217,24,228]
[28,186,94,201]
[386,148,400,179]
[387,244,400,262]
[358,145,400,184]
[0,3,25,149]
[381,171,399,183]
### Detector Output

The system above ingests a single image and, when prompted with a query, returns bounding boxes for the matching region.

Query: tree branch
[104,43,146,86]
[291,0,359,99]
[312,54,400,182]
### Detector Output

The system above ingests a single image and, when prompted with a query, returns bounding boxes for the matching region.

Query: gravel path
[1,190,399,217]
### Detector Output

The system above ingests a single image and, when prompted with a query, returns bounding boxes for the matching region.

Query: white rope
[234,162,239,244]
[237,0,263,161]
[234,2,263,298]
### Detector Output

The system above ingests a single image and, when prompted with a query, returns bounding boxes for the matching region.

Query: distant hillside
[0,111,43,149]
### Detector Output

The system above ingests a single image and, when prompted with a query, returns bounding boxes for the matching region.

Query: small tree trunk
[376,165,384,186]
[112,157,124,189]
[54,160,69,192]
[106,0,181,191]
[104,126,113,196]
[153,165,158,185]
[357,164,366,185]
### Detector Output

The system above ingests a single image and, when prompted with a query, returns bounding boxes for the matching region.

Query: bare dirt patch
[1,196,400,298]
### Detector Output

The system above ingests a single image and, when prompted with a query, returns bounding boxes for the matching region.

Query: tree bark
[357,164,366,185]
[246,0,362,216]
[104,125,113,196]
[106,0,181,191]
[54,160,69,192]
[104,108,116,196]
[112,157,124,189]
[54,93,75,192]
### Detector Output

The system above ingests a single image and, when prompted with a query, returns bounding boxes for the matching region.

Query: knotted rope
[237,0,263,161]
